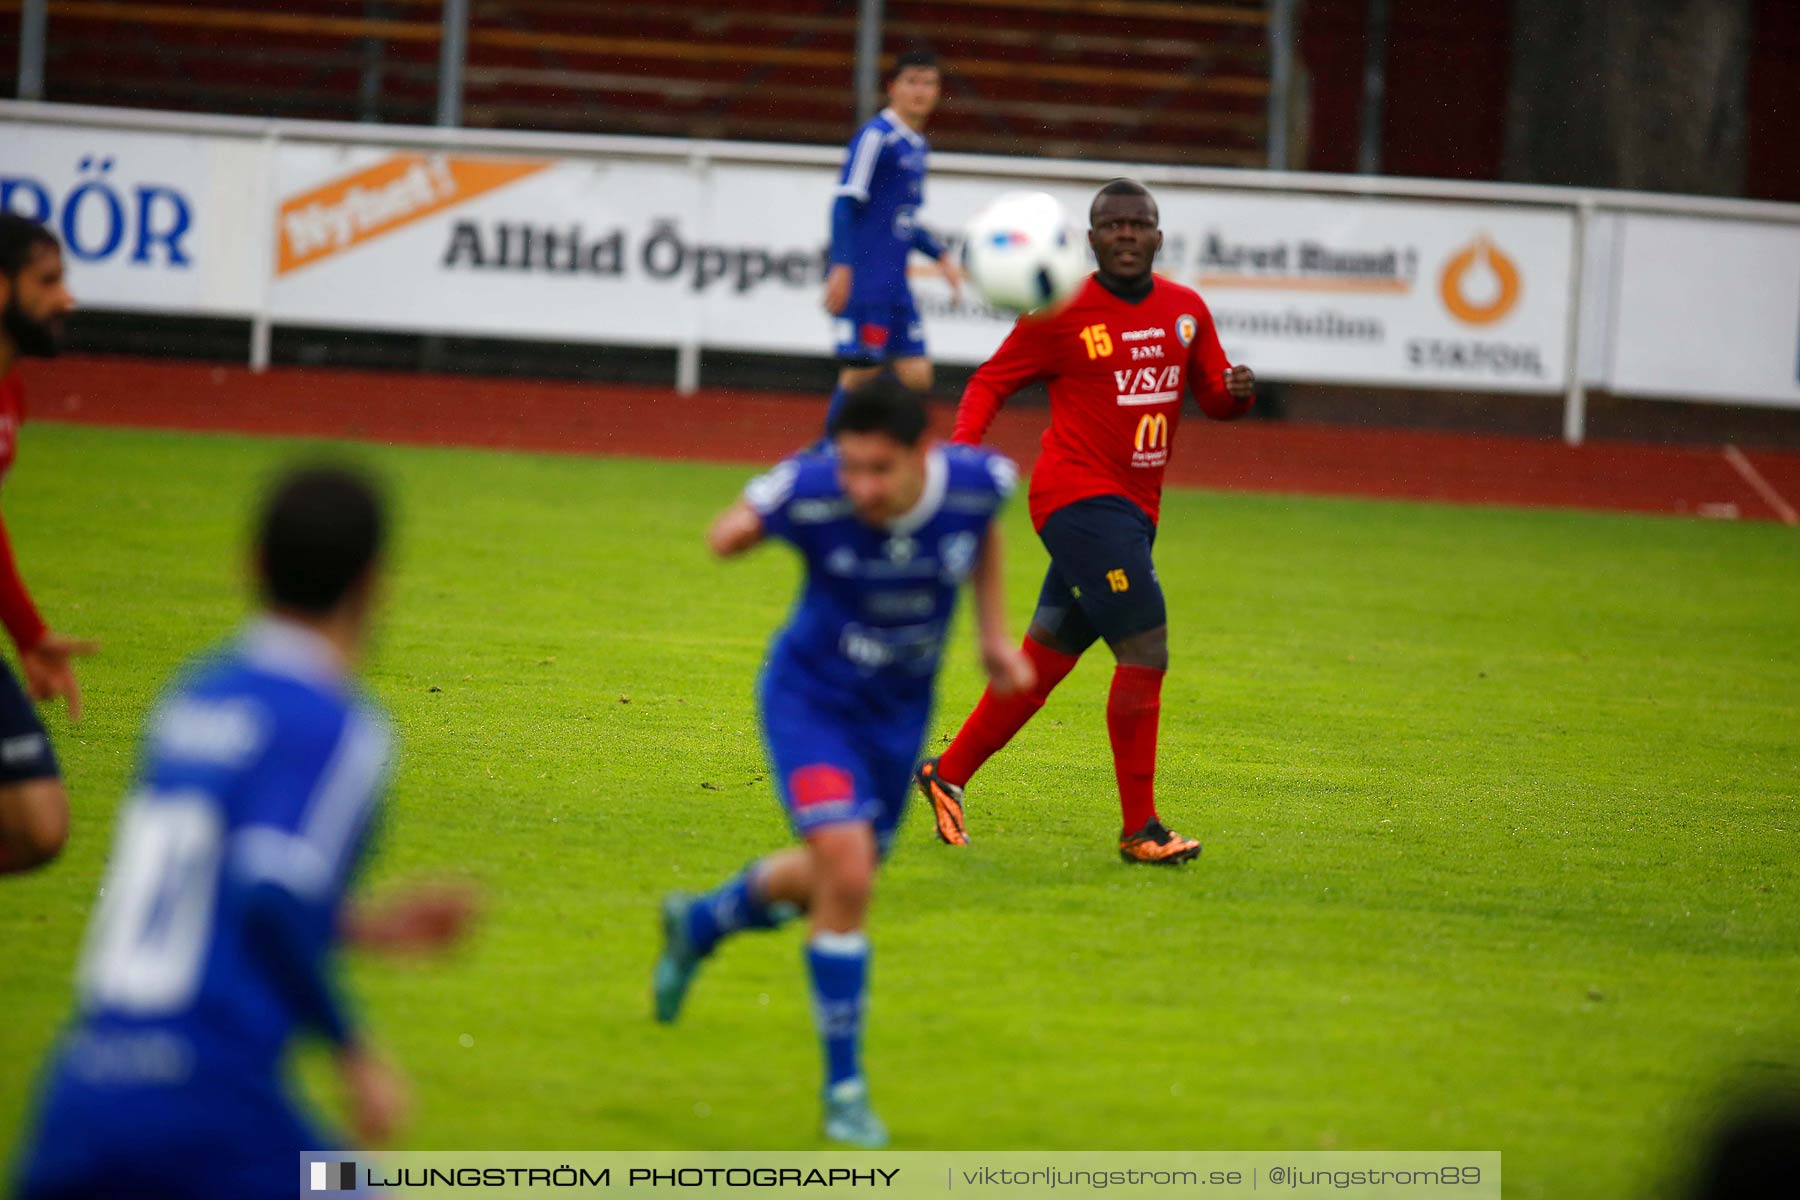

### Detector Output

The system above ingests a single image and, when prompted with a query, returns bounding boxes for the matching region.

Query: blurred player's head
[1088,179,1162,285]
[829,377,932,525]
[0,214,74,363]
[886,49,941,127]
[256,465,388,654]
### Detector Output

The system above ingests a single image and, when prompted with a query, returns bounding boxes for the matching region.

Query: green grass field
[3,422,1796,1198]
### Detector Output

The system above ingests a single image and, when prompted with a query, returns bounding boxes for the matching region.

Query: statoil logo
[1439,235,1521,325]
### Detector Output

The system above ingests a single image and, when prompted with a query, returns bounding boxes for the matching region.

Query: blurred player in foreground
[654,379,1031,1146]
[0,213,97,875]
[822,49,962,432]
[916,179,1256,864]
[15,466,478,1200]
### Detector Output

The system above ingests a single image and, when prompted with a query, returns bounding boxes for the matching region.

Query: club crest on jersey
[1176,314,1198,347]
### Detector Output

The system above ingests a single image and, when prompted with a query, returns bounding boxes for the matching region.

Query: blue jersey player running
[16,467,477,1200]
[654,379,1032,1147]
[822,50,963,432]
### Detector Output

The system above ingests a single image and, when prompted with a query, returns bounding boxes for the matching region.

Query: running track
[26,355,1800,524]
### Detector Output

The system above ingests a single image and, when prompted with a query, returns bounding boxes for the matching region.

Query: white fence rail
[5,100,1799,443]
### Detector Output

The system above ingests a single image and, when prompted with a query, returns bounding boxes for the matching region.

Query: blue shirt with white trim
[56,617,391,1087]
[829,107,944,306]
[745,443,1017,713]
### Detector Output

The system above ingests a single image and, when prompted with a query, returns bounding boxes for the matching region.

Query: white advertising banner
[1606,214,1800,408]
[272,144,710,346]
[0,123,263,315]
[914,181,1575,392]
[17,113,1794,409]
[269,143,1574,392]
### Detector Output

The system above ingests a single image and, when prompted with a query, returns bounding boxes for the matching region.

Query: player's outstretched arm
[336,1043,410,1147]
[0,512,97,720]
[341,880,481,954]
[21,633,99,722]
[910,226,962,305]
[953,317,1053,445]
[970,528,1035,696]
[707,499,766,558]
[1189,303,1255,420]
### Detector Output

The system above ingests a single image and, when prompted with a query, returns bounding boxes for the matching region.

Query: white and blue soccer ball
[960,191,1090,314]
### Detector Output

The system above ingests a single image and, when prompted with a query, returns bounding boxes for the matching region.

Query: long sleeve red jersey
[952,274,1248,530]
[0,370,47,653]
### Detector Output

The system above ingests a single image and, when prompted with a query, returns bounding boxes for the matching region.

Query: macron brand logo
[309,1160,357,1191]
[1114,365,1183,406]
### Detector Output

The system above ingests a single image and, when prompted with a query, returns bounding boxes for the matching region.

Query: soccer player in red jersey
[0,214,97,875]
[915,179,1255,864]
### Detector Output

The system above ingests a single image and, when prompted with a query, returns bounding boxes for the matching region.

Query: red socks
[939,641,1167,836]
[1107,664,1165,833]
[937,636,1080,787]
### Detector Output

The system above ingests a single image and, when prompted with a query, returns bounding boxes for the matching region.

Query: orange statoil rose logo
[1439,236,1521,325]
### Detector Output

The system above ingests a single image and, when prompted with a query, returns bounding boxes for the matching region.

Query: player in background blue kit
[15,467,478,1200]
[822,50,963,433]
[653,379,1033,1147]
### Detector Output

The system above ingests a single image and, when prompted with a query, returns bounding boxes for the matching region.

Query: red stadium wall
[1301,0,1800,203]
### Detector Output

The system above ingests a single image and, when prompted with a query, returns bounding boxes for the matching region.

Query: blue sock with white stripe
[685,863,792,957]
[806,930,870,1090]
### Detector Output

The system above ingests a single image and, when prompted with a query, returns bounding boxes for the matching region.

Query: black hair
[889,49,939,82]
[1686,1087,1800,1199]
[256,465,387,615]
[828,376,930,447]
[0,213,59,278]
[1090,178,1157,223]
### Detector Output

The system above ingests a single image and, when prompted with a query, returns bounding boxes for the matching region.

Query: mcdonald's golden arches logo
[1135,411,1169,452]
[1439,236,1521,325]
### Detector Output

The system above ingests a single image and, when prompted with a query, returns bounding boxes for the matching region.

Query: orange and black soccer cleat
[1119,819,1201,865]
[914,757,968,846]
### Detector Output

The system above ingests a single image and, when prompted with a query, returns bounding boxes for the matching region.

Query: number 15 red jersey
[951,274,1249,530]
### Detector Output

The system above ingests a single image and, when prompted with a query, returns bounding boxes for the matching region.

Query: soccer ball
[960,191,1091,314]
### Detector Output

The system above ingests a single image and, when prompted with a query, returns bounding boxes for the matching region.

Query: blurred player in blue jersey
[822,50,962,433]
[654,379,1031,1147]
[15,466,478,1200]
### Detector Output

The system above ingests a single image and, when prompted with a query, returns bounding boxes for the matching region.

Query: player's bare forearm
[970,527,1010,648]
[341,881,479,954]
[707,500,766,558]
[336,1043,409,1146]
[971,529,1035,695]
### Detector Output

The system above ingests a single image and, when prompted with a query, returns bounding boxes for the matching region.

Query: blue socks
[806,930,870,1089]
[685,864,793,957]
[684,863,871,1091]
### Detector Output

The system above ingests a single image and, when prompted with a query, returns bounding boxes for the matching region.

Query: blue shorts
[15,1064,341,1200]
[1033,495,1166,651]
[0,658,58,785]
[759,671,927,860]
[833,296,926,365]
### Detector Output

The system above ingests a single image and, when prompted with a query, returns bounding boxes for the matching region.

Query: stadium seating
[0,0,1272,166]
